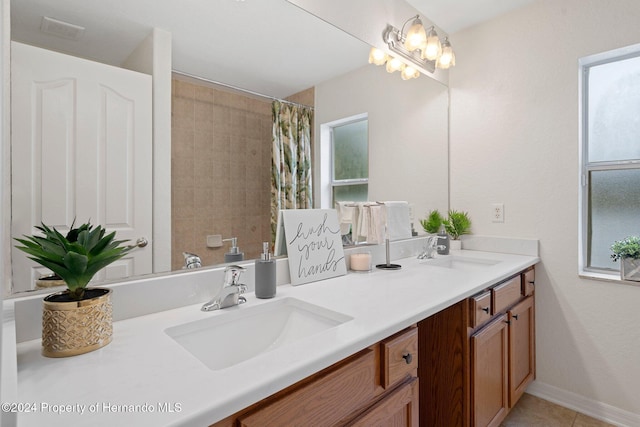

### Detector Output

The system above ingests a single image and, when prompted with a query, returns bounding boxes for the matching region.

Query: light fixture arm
[398,14,420,42]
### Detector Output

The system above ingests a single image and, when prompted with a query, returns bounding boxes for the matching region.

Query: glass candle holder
[350,252,372,272]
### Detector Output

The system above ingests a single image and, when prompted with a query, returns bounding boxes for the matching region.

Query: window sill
[579,270,640,286]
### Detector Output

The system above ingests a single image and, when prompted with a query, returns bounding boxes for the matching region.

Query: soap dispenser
[255,242,276,299]
[437,224,450,255]
[223,237,244,263]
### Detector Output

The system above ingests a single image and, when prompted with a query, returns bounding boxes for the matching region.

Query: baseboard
[527,381,640,427]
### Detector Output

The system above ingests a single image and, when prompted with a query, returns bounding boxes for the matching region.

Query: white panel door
[11,42,153,293]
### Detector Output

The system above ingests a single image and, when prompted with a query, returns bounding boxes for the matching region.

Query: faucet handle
[224,265,246,286]
[183,252,202,269]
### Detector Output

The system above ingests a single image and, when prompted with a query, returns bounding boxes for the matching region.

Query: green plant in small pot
[445,210,472,250]
[15,221,133,357]
[420,210,444,234]
[610,236,640,282]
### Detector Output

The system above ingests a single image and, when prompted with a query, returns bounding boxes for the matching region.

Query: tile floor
[502,393,616,427]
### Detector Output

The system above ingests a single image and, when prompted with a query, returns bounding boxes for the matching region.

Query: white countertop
[6,248,538,426]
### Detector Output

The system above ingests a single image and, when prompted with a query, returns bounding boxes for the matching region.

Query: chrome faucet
[183,252,202,269]
[417,235,445,260]
[201,265,247,312]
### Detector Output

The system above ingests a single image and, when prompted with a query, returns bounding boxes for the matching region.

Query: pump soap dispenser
[255,242,276,299]
[437,224,450,255]
[223,237,244,263]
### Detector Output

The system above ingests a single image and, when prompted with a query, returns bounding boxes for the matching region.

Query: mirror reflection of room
[7,0,449,295]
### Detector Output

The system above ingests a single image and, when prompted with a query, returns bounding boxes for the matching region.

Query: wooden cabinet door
[508,295,535,407]
[471,315,508,427]
[346,377,419,427]
[238,349,377,427]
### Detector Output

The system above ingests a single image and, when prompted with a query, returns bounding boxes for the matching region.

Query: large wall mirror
[7,0,449,296]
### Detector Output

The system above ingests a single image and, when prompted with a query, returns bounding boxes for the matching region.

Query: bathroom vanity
[2,237,538,427]
[210,326,419,427]
[210,266,535,427]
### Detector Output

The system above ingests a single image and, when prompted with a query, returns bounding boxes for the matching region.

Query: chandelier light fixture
[368,14,456,80]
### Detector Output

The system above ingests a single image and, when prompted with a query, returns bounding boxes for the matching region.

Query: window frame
[330,117,369,204]
[579,43,640,279]
[319,113,371,209]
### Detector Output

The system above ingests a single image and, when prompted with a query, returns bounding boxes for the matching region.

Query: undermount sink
[165,297,352,371]
[420,255,501,270]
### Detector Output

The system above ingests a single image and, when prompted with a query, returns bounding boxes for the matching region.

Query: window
[330,118,369,204]
[580,46,640,274]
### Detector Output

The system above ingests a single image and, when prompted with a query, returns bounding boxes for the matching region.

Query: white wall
[123,28,173,274]
[315,64,449,226]
[450,0,640,423]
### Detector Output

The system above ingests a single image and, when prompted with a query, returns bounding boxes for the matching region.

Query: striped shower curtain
[271,101,313,242]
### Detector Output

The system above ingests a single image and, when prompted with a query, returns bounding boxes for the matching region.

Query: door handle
[127,237,148,249]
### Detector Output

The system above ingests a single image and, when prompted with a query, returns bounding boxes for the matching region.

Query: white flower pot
[621,258,640,282]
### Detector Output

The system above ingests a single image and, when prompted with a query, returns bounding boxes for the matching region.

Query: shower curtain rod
[172,70,314,109]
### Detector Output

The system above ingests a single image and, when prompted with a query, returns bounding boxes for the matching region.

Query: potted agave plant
[610,236,640,282]
[15,221,133,357]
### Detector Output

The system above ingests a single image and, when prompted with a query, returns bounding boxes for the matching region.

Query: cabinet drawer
[492,276,522,314]
[381,327,418,389]
[522,267,535,296]
[238,349,377,427]
[470,291,492,328]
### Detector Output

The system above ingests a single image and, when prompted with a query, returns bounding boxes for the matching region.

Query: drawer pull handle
[529,281,535,286]
[512,314,519,320]
[481,307,490,313]
[402,352,413,364]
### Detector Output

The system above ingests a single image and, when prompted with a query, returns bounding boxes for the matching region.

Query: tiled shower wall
[171,77,315,270]
[171,78,273,270]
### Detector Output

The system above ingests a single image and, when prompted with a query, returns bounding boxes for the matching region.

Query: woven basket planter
[42,288,113,358]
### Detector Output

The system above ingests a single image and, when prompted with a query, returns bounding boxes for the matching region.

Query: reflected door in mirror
[11,42,153,292]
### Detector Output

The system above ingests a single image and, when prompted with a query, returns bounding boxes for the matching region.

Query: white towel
[383,201,412,241]
[335,201,355,235]
[367,204,386,244]
[356,203,369,243]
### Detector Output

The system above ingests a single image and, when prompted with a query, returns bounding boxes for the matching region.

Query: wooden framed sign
[280,209,347,286]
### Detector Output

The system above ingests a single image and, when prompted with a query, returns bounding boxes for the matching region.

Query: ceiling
[11,0,535,99]
[407,0,536,34]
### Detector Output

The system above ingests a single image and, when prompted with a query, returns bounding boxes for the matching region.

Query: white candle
[350,253,372,271]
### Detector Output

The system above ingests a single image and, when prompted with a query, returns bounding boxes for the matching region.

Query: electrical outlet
[492,203,504,223]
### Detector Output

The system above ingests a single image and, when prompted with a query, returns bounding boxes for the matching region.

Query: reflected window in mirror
[330,116,369,205]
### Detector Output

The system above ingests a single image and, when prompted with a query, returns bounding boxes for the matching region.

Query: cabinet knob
[529,281,535,286]
[402,352,413,365]
[513,314,519,320]
[481,307,490,313]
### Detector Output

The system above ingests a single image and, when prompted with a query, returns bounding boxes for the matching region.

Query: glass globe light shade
[386,57,405,73]
[368,47,388,66]
[436,38,456,69]
[422,27,442,61]
[401,66,420,80]
[403,17,427,52]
